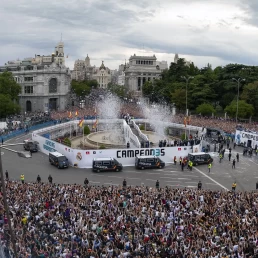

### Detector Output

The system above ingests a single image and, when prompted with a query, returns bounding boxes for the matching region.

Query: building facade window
[49,78,57,93]
[24,86,33,94]
[24,77,33,82]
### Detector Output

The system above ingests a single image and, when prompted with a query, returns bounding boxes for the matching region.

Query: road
[1,133,258,191]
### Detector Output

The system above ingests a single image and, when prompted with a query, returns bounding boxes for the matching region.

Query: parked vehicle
[92,158,123,173]
[23,140,38,152]
[188,152,213,166]
[135,155,165,170]
[49,152,69,169]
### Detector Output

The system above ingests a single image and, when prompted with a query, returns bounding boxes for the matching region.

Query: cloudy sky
[1,0,258,70]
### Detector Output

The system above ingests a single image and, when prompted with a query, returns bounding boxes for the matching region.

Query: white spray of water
[97,94,123,143]
[140,98,173,136]
[97,94,121,119]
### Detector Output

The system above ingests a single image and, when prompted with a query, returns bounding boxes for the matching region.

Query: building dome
[99,61,106,70]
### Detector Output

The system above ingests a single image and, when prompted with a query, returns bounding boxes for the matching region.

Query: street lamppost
[181,76,194,116]
[0,143,32,258]
[232,78,245,123]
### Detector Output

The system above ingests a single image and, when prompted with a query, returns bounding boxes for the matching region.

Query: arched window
[49,78,57,93]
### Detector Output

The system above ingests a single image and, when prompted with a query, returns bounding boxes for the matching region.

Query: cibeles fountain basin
[71,95,177,149]
[70,118,173,149]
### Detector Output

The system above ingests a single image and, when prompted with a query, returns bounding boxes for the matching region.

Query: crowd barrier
[0,121,57,141]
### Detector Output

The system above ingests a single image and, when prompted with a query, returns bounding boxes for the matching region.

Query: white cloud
[0,0,258,70]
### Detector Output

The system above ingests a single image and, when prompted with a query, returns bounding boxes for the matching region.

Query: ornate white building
[0,42,71,113]
[174,53,193,66]
[71,54,95,81]
[92,61,111,88]
[124,54,168,97]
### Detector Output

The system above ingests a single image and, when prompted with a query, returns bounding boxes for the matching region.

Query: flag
[78,118,84,128]
[68,111,72,118]
[75,110,78,116]
[92,119,98,129]
[187,115,191,125]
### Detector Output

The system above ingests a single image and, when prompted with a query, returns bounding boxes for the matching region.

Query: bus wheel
[97,169,100,173]
[159,165,162,169]
[115,168,119,172]
[141,167,145,170]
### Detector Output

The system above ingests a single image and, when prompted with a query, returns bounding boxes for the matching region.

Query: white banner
[32,132,201,168]
[235,129,258,148]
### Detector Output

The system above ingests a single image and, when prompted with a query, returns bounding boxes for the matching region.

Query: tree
[0,72,21,101]
[171,89,186,111]
[107,83,126,98]
[63,138,71,147]
[225,100,254,119]
[0,94,20,118]
[0,72,21,118]
[83,125,90,135]
[241,81,258,112]
[71,79,96,97]
[196,103,216,116]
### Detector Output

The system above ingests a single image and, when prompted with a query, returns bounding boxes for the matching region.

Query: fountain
[71,94,177,149]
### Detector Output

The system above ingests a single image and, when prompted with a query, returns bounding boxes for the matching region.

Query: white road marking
[248,159,258,165]
[240,161,251,166]
[89,181,100,184]
[177,178,188,180]
[127,177,140,180]
[193,167,229,191]
[186,186,196,188]
[160,177,174,179]
[164,180,180,183]
[206,182,218,185]
[125,171,143,174]
[146,179,158,181]
[108,176,123,178]
[166,184,181,187]
[185,182,198,184]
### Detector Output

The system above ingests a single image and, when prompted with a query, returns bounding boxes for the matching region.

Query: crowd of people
[49,104,258,136]
[1,181,258,257]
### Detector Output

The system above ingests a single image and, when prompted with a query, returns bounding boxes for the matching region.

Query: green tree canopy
[71,79,98,97]
[225,100,254,119]
[241,81,258,111]
[107,83,126,98]
[0,94,20,118]
[0,72,21,118]
[0,71,21,101]
[196,103,216,116]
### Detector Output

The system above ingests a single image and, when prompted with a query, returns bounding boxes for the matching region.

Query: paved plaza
[2,133,258,191]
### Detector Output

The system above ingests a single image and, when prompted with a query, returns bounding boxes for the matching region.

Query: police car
[187,152,213,166]
[135,155,165,170]
[92,158,123,173]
